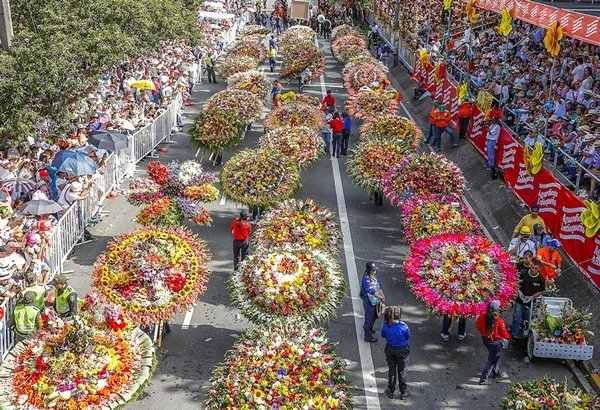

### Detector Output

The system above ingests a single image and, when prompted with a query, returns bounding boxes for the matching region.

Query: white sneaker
[458,333,467,341]
[440,333,449,341]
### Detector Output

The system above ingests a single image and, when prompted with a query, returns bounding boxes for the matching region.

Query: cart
[526,297,594,362]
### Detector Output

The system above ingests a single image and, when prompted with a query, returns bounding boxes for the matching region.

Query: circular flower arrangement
[280,44,325,80]
[404,234,518,317]
[345,89,399,121]
[331,24,362,40]
[343,62,391,95]
[243,24,271,36]
[189,108,245,152]
[346,136,412,192]
[264,103,326,133]
[259,126,324,168]
[278,93,323,109]
[278,25,315,48]
[331,34,369,63]
[228,35,266,61]
[360,114,423,151]
[128,160,219,226]
[205,326,352,409]
[500,377,598,410]
[218,54,259,79]
[92,227,211,326]
[229,249,345,323]
[401,195,482,244]
[0,301,155,409]
[204,89,263,123]
[383,153,467,206]
[220,148,301,207]
[226,70,269,100]
[255,198,341,254]
[342,56,389,75]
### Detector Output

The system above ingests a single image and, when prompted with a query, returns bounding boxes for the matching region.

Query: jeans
[363,300,377,340]
[326,105,335,114]
[425,124,434,144]
[486,139,497,168]
[332,132,342,156]
[433,126,456,148]
[459,116,471,140]
[480,337,502,381]
[342,129,351,153]
[511,302,530,338]
[441,315,466,336]
[385,344,410,394]
[207,67,216,83]
[269,57,276,72]
[233,239,249,269]
[321,131,331,153]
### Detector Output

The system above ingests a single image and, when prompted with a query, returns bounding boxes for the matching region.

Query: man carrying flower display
[511,257,545,341]
[230,211,252,269]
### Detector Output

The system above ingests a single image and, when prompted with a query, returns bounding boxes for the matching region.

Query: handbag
[375,302,385,318]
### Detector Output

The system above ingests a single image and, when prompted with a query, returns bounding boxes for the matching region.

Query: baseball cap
[548,239,561,248]
[488,300,501,311]
[530,204,540,212]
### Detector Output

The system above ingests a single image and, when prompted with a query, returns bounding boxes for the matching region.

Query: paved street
[63,36,574,409]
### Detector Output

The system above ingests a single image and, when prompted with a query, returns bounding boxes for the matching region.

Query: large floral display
[331,34,369,64]
[280,44,326,80]
[189,108,245,153]
[205,326,352,409]
[342,62,390,95]
[259,126,324,168]
[228,35,267,62]
[404,234,518,316]
[203,89,263,123]
[220,148,301,207]
[264,103,326,133]
[127,160,218,226]
[401,195,481,244]
[229,249,345,323]
[92,227,211,326]
[331,24,362,40]
[255,199,341,254]
[360,114,423,151]
[278,25,315,48]
[383,153,467,206]
[345,89,399,120]
[218,54,259,78]
[226,70,269,100]
[500,377,599,410]
[0,297,155,409]
[346,136,411,192]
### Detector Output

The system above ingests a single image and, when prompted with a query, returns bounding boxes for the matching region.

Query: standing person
[382,306,410,400]
[51,274,78,319]
[360,261,385,343]
[330,112,344,158]
[12,291,41,342]
[507,226,536,262]
[457,94,474,141]
[268,34,277,50]
[230,211,252,269]
[537,239,562,280]
[298,67,312,93]
[476,300,510,385]
[322,18,332,39]
[440,315,467,341]
[267,47,277,72]
[531,223,552,251]
[433,104,458,151]
[321,112,333,155]
[424,100,439,145]
[323,90,336,114]
[511,257,545,341]
[511,204,546,239]
[20,270,46,311]
[485,117,501,170]
[205,54,217,84]
[380,45,391,68]
[271,80,282,106]
[341,112,352,155]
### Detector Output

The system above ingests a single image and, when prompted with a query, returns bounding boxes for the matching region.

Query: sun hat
[584,134,595,142]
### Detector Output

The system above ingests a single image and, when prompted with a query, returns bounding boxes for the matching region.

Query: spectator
[58,181,90,208]
[485,118,501,170]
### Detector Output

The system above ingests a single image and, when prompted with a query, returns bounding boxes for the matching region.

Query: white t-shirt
[508,238,536,259]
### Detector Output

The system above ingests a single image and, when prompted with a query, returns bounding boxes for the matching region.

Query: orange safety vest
[458,101,473,118]
[429,107,437,124]
[434,111,451,128]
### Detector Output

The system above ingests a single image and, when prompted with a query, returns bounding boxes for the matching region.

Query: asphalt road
[63,35,574,409]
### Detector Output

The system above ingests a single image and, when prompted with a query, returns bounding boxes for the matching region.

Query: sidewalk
[389,63,600,388]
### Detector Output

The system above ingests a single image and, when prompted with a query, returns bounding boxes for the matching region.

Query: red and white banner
[462,0,600,46]
[412,60,459,127]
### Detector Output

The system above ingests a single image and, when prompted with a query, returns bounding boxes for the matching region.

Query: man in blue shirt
[341,112,352,155]
[268,35,277,50]
[382,306,411,400]
[360,262,385,343]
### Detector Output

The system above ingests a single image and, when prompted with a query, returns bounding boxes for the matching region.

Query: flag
[466,0,480,23]
[434,63,446,85]
[419,48,429,66]
[544,22,563,57]
[498,8,512,36]
[457,83,468,100]
[444,0,451,10]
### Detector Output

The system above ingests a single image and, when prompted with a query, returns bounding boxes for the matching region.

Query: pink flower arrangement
[343,62,390,95]
[404,234,519,317]
[259,126,324,168]
[345,89,399,121]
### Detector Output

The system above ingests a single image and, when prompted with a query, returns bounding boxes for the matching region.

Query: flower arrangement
[227,70,269,100]
[205,326,352,409]
[331,35,369,63]
[278,92,323,109]
[255,198,341,254]
[401,195,482,244]
[500,378,598,410]
[92,227,211,326]
[403,234,519,316]
[278,25,315,49]
[243,24,272,36]
[204,89,263,123]
[220,148,301,207]
[383,153,467,206]
[342,56,389,75]
[280,44,325,80]
[228,35,267,61]
[360,113,423,151]
[345,88,399,120]
[530,301,592,345]
[346,136,412,191]
[259,126,324,168]
[264,103,326,133]
[189,108,246,152]
[342,62,391,95]
[128,160,218,227]
[331,24,362,40]
[218,54,259,79]
[0,304,155,409]
[229,248,345,323]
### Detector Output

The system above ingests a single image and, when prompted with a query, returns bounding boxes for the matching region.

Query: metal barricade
[0,298,15,360]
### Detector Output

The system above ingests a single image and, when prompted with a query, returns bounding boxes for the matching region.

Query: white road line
[219,193,227,205]
[181,307,194,330]
[317,39,381,410]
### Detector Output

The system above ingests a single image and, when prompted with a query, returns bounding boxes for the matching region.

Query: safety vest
[23,284,46,311]
[14,305,39,335]
[55,286,75,316]
[458,102,474,118]
[434,111,451,128]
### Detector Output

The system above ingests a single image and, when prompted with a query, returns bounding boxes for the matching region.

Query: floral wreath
[189,108,246,153]
[203,89,263,123]
[259,126,324,168]
[343,62,391,95]
[404,234,518,317]
[226,70,269,100]
[264,103,326,133]
[280,44,325,80]
[278,26,315,49]
[345,88,399,121]
[360,114,423,151]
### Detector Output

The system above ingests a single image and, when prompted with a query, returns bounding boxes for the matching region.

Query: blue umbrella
[51,150,99,175]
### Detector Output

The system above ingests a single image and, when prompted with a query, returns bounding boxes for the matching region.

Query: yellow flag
[544,21,563,57]
[419,48,429,65]
[444,0,451,10]
[466,0,480,23]
[498,9,512,36]
[457,83,468,101]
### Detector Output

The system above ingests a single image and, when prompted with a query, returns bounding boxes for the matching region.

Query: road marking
[317,38,381,410]
[220,193,227,205]
[181,307,194,330]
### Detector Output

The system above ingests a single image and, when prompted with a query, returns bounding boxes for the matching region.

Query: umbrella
[0,178,35,194]
[131,80,156,91]
[23,199,63,215]
[88,130,129,152]
[0,167,13,181]
[51,150,99,175]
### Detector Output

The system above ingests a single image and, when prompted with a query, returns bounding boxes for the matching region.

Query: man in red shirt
[457,94,474,141]
[324,90,335,114]
[476,300,511,384]
[230,211,252,269]
[330,112,344,158]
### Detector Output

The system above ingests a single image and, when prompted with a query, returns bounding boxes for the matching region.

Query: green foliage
[0,0,202,143]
